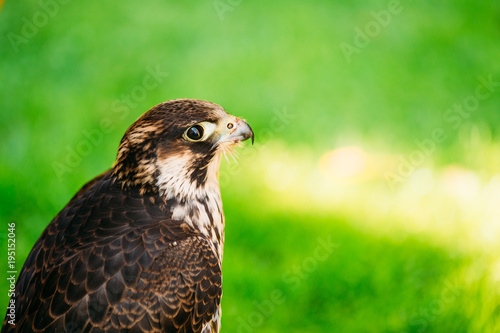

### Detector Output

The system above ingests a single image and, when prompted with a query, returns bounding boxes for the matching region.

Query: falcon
[2,99,254,333]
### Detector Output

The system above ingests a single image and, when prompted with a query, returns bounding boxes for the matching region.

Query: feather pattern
[2,99,253,332]
[3,171,222,332]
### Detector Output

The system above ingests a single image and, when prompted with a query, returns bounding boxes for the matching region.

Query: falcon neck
[155,151,225,259]
[164,190,225,261]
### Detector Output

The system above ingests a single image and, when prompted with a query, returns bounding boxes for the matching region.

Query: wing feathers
[3,171,222,332]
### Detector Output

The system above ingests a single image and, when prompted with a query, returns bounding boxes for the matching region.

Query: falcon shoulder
[4,171,222,332]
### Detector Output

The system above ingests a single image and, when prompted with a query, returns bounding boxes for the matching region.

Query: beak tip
[244,121,254,145]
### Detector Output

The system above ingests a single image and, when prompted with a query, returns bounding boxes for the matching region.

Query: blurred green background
[1,0,500,331]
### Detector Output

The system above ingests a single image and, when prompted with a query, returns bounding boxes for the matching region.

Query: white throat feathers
[156,151,225,259]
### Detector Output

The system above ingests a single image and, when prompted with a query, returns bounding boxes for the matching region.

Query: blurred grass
[1,0,500,331]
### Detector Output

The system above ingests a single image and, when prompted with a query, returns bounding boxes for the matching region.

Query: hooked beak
[216,118,254,146]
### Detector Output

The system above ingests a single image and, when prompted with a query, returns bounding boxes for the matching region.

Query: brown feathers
[3,99,253,332]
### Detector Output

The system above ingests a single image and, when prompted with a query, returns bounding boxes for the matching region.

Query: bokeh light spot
[320,146,366,180]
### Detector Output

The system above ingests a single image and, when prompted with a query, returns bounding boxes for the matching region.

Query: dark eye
[185,125,204,141]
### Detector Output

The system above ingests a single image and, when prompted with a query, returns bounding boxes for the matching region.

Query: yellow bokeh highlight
[243,141,500,255]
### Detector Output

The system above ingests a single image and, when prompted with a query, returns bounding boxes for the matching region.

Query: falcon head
[113,99,254,199]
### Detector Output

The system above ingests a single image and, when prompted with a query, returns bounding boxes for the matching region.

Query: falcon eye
[183,122,217,142]
[227,122,234,129]
[185,125,204,141]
